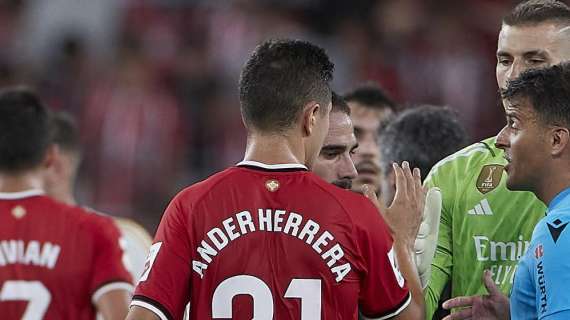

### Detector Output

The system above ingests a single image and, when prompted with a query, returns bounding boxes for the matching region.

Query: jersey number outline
[0,280,51,320]
[212,275,321,319]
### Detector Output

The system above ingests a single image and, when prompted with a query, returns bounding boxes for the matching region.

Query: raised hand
[442,270,510,320]
[365,161,426,248]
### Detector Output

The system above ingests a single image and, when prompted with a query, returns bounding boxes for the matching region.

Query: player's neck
[49,184,76,206]
[243,133,306,166]
[534,165,570,205]
[0,170,44,193]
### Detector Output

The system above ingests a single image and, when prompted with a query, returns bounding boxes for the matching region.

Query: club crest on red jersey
[11,205,26,219]
[265,179,280,192]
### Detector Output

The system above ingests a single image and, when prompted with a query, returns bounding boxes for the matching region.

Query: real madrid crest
[265,179,280,192]
[476,164,504,194]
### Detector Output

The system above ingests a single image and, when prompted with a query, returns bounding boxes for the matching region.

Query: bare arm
[95,289,131,320]
[125,306,161,320]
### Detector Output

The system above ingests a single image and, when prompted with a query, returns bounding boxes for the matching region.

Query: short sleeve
[88,215,133,304]
[131,195,192,320]
[356,200,411,319]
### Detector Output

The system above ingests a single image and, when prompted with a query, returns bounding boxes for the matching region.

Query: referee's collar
[236,160,308,172]
[548,187,570,213]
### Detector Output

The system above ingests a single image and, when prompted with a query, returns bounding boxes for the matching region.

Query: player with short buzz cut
[0,88,132,319]
[127,39,426,320]
[344,83,398,195]
[424,1,570,319]
[312,91,358,190]
[44,111,153,285]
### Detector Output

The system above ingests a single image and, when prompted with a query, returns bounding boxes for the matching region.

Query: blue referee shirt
[510,187,570,319]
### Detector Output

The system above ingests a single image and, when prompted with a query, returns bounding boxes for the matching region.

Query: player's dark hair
[503,0,570,26]
[502,62,570,128]
[0,88,50,173]
[343,82,398,113]
[331,91,350,115]
[239,39,334,133]
[379,105,468,181]
[50,111,81,155]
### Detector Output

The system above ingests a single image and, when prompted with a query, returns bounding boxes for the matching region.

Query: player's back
[0,190,132,319]
[134,161,409,320]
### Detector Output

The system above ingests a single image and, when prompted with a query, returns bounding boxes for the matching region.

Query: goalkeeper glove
[414,187,442,289]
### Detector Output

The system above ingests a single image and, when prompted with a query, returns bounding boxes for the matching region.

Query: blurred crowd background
[0,0,522,231]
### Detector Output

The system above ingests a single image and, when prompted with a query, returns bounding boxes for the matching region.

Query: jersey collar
[0,189,45,200]
[548,187,570,213]
[236,160,308,172]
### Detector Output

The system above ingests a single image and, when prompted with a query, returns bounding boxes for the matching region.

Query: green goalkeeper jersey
[423,137,546,319]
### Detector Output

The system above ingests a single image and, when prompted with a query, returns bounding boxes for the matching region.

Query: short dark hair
[503,0,570,26]
[379,105,468,180]
[331,91,350,115]
[50,111,81,155]
[239,39,334,133]
[0,88,50,173]
[502,62,570,128]
[343,82,398,113]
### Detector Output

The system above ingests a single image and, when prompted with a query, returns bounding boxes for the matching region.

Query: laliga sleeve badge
[265,179,280,192]
[535,244,544,259]
[476,165,504,194]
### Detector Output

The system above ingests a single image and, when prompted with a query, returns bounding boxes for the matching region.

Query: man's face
[312,111,358,189]
[347,102,392,193]
[497,23,570,90]
[495,98,549,192]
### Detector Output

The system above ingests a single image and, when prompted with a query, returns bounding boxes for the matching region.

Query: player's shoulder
[535,210,570,243]
[66,206,122,241]
[169,167,237,207]
[426,136,501,181]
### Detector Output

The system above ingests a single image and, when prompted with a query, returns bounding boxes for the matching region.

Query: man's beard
[332,178,352,190]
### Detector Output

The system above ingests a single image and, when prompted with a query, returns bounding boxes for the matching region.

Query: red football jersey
[133,161,410,320]
[0,190,132,319]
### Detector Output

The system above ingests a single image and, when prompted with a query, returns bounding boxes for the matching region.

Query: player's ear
[43,144,59,170]
[550,126,570,157]
[301,101,320,137]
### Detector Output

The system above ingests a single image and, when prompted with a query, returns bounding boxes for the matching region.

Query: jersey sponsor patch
[476,165,504,194]
[139,242,162,283]
[387,246,405,288]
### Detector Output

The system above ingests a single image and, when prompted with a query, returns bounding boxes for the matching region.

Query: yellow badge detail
[11,205,26,219]
[265,179,280,192]
[476,165,504,194]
